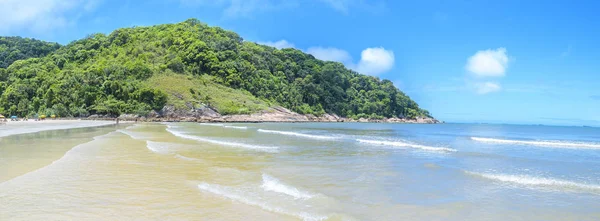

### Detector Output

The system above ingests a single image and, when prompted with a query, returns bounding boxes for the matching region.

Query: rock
[118,114,139,121]
[148,110,160,118]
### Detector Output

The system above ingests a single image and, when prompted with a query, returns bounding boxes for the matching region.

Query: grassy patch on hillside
[145,72,271,115]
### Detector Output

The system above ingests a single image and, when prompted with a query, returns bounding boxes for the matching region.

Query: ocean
[1,122,599,220]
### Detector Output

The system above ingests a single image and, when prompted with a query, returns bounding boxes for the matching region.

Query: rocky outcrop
[91,105,441,124]
[213,106,309,122]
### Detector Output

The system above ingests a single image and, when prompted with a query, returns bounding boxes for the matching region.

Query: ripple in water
[197,182,328,221]
[257,129,339,140]
[146,141,173,155]
[261,173,315,200]
[166,128,279,152]
[356,139,457,153]
[470,137,600,149]
[466,171,600,194]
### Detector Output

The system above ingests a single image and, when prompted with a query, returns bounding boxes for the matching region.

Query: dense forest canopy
[0,19,431,119]
[0,37,61,69]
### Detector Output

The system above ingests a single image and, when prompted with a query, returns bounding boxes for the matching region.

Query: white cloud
[474,82,501,94]
[306,47,353,64]
[307,46,395,75]
[257,40,295,49]
[355,47,394,76]
[465,48,509,77]
[259,40,395,76]
[0,0,101,34]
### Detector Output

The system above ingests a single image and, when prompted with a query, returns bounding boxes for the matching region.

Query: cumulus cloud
[257,40,395,76]
[306,47,353,64]
[465,48,509,77]
[355,47,395,76]
[307,46,395,76]
[257,40,295,49]
[474,82,501,94]
[0,0,101,34]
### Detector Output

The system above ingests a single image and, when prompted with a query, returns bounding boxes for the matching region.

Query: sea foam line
[175,154,204,163]
[356,139,457,152]
[0,131,116,185]
[0,121,115,138]
[471,137,600,149]
[146,141,173,155]
[166,128,278,152]
[223,125,248,130]
[261,174,315,200]
[467,171,600,193]
[197,182,327,221]
[257,129,338,140]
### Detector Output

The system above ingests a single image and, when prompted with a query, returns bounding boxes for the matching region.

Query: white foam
[117,129,147,140]
[201,123,225,127]
[223,125,248,130]
[467,171,600,193]
[0,131,116,185]
[261,174,315,200]
[166,128,278,152]
[357,139,457,153]
[470,137,600,149]
[175,154,204,163]
[257,129,338,140]
[0,121,115,138]
[146,141,173,154]
[197,182,327,221]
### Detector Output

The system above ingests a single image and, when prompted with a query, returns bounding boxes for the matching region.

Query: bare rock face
[118,114,140,121]
[217,106,309,122]
[141,104,441,124]
[147,110,160,118]
[157,105,221,120]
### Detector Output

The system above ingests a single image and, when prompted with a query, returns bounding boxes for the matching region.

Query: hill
[0,37,61,69]
[0,19,432,121]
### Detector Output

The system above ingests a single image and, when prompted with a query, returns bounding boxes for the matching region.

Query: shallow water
[1,122,600,220]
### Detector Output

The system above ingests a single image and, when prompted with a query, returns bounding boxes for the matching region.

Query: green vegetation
[0,19,431,119]
[0,37,61,69]
[146,73,270,115]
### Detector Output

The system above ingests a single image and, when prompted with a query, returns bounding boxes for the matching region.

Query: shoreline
[2,107,441,125]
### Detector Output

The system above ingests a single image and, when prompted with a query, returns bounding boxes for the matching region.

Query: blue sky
[1,0,599,126]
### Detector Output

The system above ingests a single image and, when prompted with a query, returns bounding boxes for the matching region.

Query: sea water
[1,122,599,220]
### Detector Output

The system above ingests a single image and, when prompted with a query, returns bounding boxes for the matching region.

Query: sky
[0,0,599,126]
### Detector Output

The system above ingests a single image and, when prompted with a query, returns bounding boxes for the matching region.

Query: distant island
[0,19,437,123]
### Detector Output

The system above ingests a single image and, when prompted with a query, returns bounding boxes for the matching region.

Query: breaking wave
[257,129,338,140]
[467,171,600,193]
[357,139,457,152]
[197,182,327,221]
[470,137,600,149]
[166,128,278,152]
[261,173,315,200]
[175,154,204,163]
[223,125,248,130]
[146,141,173,155]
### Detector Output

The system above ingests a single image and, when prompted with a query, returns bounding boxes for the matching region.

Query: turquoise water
[2,122,600,220]
[166,122,600,220]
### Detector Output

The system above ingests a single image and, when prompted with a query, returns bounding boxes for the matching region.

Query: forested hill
[0,37,61,68]
[0,19,432,119]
